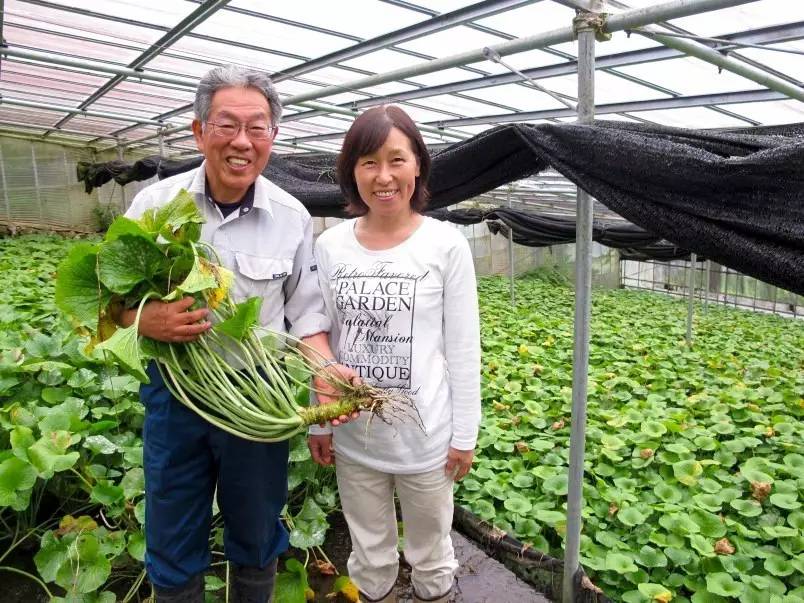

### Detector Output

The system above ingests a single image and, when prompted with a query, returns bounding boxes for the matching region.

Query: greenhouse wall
[0,135,158,233]
[0,136,97,232]
[621,258,803,318]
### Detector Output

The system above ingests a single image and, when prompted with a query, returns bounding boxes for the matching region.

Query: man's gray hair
[194,64,283,126]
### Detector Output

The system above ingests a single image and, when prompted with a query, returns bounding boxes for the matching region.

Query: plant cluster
[0,234,349,601]
[455,276,804,602]
[4,235,802,602]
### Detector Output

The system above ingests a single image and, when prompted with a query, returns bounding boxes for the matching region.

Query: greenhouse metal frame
[1,0,803,600]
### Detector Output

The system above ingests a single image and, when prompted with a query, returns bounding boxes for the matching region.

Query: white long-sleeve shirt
[311,217,481,474]
[125,162,330,340]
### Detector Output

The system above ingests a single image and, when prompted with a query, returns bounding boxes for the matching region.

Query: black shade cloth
[428,207,696,261]
[76,121,804,294]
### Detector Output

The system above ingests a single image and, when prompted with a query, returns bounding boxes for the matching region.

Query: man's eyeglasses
[205,122,277,140]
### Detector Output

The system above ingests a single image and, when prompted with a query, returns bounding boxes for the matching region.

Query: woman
[308,105,481,603]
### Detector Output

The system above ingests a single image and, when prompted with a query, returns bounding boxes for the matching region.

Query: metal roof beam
[13,1,318,69]
[632,29,804,103]
[602,0,804,101]
[270,0,541,82]
[0,97,167,126]
[0,129,92,148]
[47,0,229,133]
[0,119,120,139]
[0,46,199,87]
[551,0,607,10]
[281,20,803,122]
[427,89,785,127]
[188,0,494,78]
[5,8,452,98]
[0,0,5,49]
[282,0,761,105]
[283,88,782,136]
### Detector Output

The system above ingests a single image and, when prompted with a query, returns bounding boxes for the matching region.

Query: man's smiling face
[192,86,275,202]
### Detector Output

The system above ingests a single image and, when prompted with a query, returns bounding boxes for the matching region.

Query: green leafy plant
[0,234,349,600]
[456,274,804,602]
[4,237,803,602]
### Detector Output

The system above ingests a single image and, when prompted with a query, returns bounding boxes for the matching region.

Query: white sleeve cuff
[289,312,331,339]
[308,424,333,436]
[450,433,478,451]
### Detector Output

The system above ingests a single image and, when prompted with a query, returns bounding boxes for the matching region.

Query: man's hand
[312,363,361,426]
[308,434,334,466]
[445,447,474,482]
[121,297,211,343]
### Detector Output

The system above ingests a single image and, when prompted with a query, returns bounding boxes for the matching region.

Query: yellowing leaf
[57,515,98,535]
[327,576,360,602]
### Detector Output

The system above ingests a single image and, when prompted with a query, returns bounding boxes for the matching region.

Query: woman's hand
[312,363,361,426]
[445,447,474,481]
[308,434,334,466]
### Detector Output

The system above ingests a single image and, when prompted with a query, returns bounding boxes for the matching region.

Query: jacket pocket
[233,254,293,302]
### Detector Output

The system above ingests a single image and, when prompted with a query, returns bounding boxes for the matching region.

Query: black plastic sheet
[76,121,804,294]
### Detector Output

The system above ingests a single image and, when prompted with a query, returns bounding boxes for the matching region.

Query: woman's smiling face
[353,127,421,217]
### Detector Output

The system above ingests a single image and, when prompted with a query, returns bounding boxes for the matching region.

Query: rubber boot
[360,585,398,602]
[153,574,204,603]
[230,559,278,603]
[412,589,451,603]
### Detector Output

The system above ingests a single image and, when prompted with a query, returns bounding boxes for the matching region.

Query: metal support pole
[508,184,515,305]
[686,253,696,346]
[563,10,597,602]
[117,143,126,212]
[704,259,711,314]
[471,222,478,268]
[732,271,738,308]
[752,276,759,312]
[158,128,165,157]
[31,145,43,226]
[62,148,74,228]
[771,285,778,315]
[0,144,11,227]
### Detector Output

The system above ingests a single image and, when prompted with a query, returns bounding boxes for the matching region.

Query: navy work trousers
[141,362,290,590]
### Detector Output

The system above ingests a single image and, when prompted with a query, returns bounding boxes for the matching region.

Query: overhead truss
[0,0,801,218]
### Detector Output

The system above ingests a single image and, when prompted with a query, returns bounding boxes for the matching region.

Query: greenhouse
[0,0,802,602]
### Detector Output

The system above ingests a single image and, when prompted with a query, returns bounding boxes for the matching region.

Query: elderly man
[120,65,351,602]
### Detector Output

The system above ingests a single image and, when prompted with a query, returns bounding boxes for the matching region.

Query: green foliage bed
[456,275,804,602]
[0,235,339,602]
[1,235,802,602]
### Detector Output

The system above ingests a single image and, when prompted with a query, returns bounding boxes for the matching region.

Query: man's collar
[192,160,272,218]
[251,177,273,216]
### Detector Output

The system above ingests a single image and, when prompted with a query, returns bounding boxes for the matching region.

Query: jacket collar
[189,160,273,219]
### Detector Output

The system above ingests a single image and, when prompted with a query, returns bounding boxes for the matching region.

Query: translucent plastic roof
[1,0,802,217]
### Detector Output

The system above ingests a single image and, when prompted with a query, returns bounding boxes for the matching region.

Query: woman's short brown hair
[337,105,431,216]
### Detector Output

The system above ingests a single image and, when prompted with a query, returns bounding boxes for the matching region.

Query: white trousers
[335,455,458,600]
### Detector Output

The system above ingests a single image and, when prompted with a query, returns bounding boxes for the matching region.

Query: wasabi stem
[140,243,424,442]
